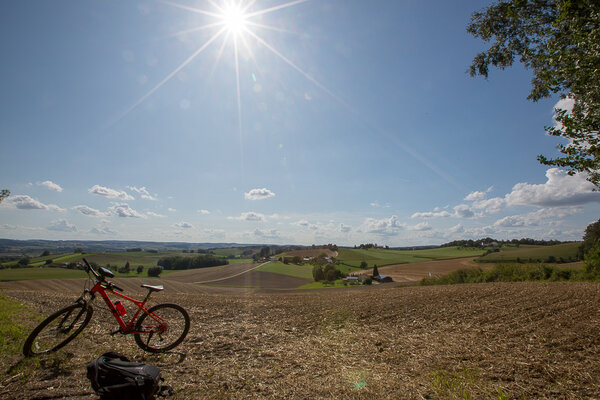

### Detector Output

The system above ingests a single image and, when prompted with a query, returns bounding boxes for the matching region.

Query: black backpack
[86,352,173,400]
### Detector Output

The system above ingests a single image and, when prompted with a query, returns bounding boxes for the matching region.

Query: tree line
[441,238,569,248]
[157,254,228,270]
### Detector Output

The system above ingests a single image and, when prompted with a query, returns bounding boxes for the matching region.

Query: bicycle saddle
[141,284,164,292]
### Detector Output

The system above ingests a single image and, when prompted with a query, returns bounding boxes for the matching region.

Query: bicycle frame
[80,258,167,336]
[90,283,155,334]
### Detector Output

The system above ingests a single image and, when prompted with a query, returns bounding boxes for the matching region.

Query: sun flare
[221,4,248,35]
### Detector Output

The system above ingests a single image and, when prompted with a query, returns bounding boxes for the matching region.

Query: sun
[220,4,248,36]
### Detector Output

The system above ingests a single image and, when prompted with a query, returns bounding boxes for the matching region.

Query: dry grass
[1,281,600,399]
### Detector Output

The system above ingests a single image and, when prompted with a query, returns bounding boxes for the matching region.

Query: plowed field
[1,281,599,399]
[377,257,484,282]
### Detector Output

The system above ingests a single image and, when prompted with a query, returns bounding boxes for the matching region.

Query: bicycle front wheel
[23,302,93,357]
[134,303,190,353]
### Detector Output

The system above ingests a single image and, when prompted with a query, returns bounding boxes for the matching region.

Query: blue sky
[1,0,599,246]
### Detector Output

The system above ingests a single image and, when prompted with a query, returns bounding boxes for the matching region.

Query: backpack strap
[157,384,175,397]
[100,351,130,362]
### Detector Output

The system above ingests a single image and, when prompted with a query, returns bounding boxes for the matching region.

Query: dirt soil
[164,262,261,284]
[199,270,312,289]
[1,281,600,399]
[376,258,486,283]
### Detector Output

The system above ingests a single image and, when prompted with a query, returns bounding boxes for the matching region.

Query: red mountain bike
[23,258,190,357]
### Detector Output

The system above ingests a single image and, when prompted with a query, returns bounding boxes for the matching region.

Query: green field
[257,262,313,280]
[337,246,486,268]
[2,250,251,272]
[476,242,581,263]
[0,267,87,282]
[2,253,86,268]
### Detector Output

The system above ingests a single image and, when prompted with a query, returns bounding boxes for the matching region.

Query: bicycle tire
[23,302,93,357]
[134,303,190,353]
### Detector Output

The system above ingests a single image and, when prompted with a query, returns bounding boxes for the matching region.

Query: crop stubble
[1,281,599,399]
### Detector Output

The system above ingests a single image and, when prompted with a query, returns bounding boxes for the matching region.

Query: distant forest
[441,238,572,248]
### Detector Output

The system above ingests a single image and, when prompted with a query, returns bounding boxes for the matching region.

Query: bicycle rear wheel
[134,303,190,353]
[23,302,93,357]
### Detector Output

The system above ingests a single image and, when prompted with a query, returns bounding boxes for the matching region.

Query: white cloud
[73,205,106,217]
[268,213,290,220]
[370,201,390,208]
[409,222,432,231]
[108,203,145,218]
[174,222,193,229]
[464,186,492,201]
[90,226,116,235]
[127,186,157,201]
[530,206,583,219]
[253,228,281,239]
[505,168,600,207]
[89,185,134,201]
[494,207,583,228]
[362,215,405,236]
[473,197,505,214]
[228,211,266,222]
[38,180,63,192]
[553,97,575,131]
[453,204,476,218]
[340,223,352,233]
[3,195,64,212]
[146,211,166,218]
[47,219,77,232]
[244,188,275,200]
[448,224,464,234]
[294,220,310,227]
[494,215,530,228]
[204,229,226,240]
[198,209,210,215]
[168,208,177,212]
[411,210,452,219]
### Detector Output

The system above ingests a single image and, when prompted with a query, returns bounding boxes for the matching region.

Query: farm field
[256,261,313,280]
[376,257,486,283]
[280,248,338,258]
[477,242,581,263]
[0,267,88,282]
[337,246,486,268]
[1,281,599,399]
[1,251,252,269]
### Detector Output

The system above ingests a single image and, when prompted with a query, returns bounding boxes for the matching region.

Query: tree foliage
[468,0,600,186]
[0,189,9,203]
[147,266,162,277]
[580,218,600,258]
[157,254,228,270]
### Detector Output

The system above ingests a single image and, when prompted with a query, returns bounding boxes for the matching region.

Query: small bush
[550,268,572,281]
[147,266,162,277]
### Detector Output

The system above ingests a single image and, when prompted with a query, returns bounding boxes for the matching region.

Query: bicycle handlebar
[82,258,124,292]
[82,258,102,281]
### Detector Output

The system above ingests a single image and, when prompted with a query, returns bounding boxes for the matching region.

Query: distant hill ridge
[0,239,269,254]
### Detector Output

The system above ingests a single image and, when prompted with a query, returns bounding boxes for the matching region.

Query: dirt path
[190,261,269,284]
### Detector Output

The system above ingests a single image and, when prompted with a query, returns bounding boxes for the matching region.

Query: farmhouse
[373,274,393,283]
